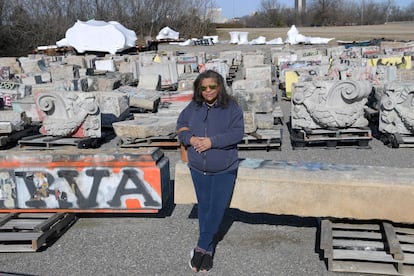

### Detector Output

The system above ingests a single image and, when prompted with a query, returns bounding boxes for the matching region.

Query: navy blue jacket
[176,100,244,174]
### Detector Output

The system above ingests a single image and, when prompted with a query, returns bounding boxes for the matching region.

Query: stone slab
[175,159,414,223]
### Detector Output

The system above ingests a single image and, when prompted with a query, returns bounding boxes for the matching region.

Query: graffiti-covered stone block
[18,56,45,74]
[379,83,414,135]
[219,50,242,66]
[244,65,272,83]
[232,86,275,113]
[0,148,170,212]
[0,57,22,75]
[0,81,31,108]
[34,90,101,137]
[139,61,178,90]
[291,80,372,129]
[242,54,265,68]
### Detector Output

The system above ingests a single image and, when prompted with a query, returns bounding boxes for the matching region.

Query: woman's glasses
[201,84,218,91]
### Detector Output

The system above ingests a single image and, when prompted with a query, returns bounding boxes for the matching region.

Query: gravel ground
[0,41,413,276]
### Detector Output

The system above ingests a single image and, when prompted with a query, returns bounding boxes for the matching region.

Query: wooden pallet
[291,127,372,149]
[320,219,414,275]
[381,133,414,148]
[18,134,104,149]
[0,213,76,252]
[120,134,180,149]
[0,125,40,149]
[121,129,282,151]
[240,129,282,151]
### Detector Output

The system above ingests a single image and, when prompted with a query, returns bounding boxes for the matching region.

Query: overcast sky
[215,0,413,19]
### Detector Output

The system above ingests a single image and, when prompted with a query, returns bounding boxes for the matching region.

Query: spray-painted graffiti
[0,171,16,208]
[0,167,161,210]
[240,158,355,172]
[0,167,162,210]
[0,149,169,212]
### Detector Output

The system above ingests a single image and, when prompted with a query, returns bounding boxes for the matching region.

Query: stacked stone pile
[0,39,413,148]
[270,40,414,147]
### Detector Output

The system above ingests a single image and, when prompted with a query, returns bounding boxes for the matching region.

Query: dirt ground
[157,22,414,55]
[216,21,414,43]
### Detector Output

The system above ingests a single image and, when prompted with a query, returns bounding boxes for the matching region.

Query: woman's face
[200,77,219,104]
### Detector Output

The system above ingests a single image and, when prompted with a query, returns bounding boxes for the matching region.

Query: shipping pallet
[291,127,372,149]
[320,219,414,275]
[0,213,76,252]
[0,125,40,149]
[120,129,282,151]
[380,133,414,148]
[239,129,282,151]
[18,134,105,149]
[120,135,180,149]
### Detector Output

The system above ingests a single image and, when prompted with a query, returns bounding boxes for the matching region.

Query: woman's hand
[190,137,212,153]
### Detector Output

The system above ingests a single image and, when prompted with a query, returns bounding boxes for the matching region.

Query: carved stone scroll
[291,80,372,129]
[34,91,101,137]
[379,83,414,135]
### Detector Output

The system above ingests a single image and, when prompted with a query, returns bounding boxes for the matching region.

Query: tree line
[1,0,413,57]
[0,0,217,57]
[245,0,414,28]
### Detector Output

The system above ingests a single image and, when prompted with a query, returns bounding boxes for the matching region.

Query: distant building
[206,8,228,24]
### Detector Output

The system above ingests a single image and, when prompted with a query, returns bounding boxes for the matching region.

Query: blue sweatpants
[190,169,237,253]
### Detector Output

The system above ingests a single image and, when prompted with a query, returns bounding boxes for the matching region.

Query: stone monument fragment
[291,80,372,129]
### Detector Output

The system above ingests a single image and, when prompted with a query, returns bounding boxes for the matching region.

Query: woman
[176,70,244,272]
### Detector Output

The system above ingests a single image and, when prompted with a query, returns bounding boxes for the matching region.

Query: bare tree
[0,0,218,56]
[259,0,284,27]
[307,0,342,26]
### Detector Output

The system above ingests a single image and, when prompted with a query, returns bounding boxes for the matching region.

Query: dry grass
[216,21,414,43]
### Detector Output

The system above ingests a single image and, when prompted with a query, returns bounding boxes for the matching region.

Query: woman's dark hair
[193,70,233,108]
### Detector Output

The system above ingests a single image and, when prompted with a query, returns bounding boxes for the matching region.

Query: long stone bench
[174,159,414,223]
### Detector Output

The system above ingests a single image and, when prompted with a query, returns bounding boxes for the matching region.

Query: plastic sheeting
[56,19,137,54]
[156,26,179,40]
[229,31,249,44]
[249,36,267,45]
[285,25,334,45]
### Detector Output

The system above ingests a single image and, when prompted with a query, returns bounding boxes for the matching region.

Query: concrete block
[0,57,21,74]
[243,54,265,68]
[0,110,30,133]
[12,96,40,122]
[50,64,75,81]
[93,91,130,127]
[95,59,116,72]
[175,159,414,223]
[138,74,161,90]
[244,65,272,83]
[232,79,270,90]
[113,116,177,143]
[63,55,86,68]
[232,87,275,113]
[256,113,275,129]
